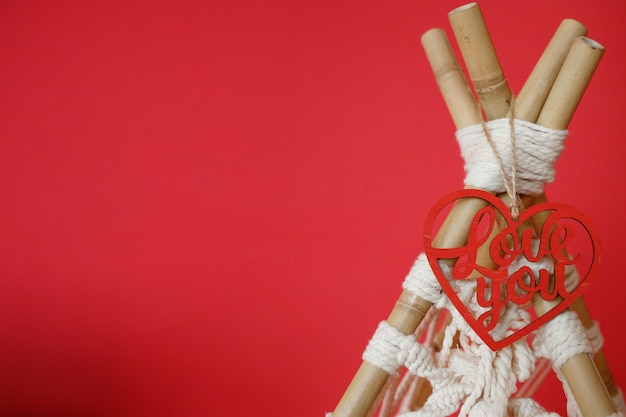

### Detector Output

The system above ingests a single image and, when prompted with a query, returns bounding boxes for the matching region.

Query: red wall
[1,1,625,416]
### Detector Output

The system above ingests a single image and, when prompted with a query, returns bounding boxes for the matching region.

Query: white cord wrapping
[456,119,567,195]
[363,321,413,375]
[402,253,445,305]
[533,311,591,370]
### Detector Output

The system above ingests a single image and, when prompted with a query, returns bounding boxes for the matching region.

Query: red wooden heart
[423,189,600,351]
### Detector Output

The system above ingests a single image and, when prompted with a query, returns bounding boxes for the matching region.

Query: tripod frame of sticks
[330,3,619,417]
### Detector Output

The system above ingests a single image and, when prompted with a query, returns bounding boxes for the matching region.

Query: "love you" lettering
[423,189,599,350]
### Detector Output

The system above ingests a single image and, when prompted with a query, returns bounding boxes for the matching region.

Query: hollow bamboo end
[449,2,479,16]
[447,1,510,120]
[580,36,605,50]
[562,18,583,25]
[421,27,444,44]
[537,35,605,129]
[561,18,587,34]
[421,28,451,65]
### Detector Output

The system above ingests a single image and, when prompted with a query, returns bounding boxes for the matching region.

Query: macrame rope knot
[363,321,411,375]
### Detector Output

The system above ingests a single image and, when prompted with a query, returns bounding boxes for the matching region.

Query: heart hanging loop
[479,96,522,220]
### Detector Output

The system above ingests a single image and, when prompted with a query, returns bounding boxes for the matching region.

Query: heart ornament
[423,189,600,351]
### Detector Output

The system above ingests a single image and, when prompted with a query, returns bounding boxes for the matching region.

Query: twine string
[479,96,522,219]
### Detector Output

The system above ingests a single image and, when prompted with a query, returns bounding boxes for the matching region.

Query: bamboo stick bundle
[442,4,615,415]
[408,14,594,412]
[409,7,617,416]
[331,4,616,417]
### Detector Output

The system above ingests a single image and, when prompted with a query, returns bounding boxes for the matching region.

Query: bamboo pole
[401,29,484,411]
[448,2,511,120]
[529,37,616,417]
[515,19,587,122]
[332,8,614,417]
[490,35,619,406]
[448,9,617,408]
[422,29,487,253]
[536,36,605,128]
[535,195,619,401]
[570,297,619,398]
[331,29,478,417]
[454,19,615,414]
[425,7,615,416]
[421,28,482,129]
[410,14,586,412]
[332,291,431,417]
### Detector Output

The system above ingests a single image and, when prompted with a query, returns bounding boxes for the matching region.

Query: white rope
[508,398,560,417]
[533,311,591,370]
[514,358,553,399]
[586,321,605,354]
[334,255,616,417]
[456,119,567,195]
[387,308,445,417]
[363,321,412,375]
[402,254,444,304]
[397,253,540,417]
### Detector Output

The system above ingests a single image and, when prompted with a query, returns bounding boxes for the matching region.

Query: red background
[1,1,625,416]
